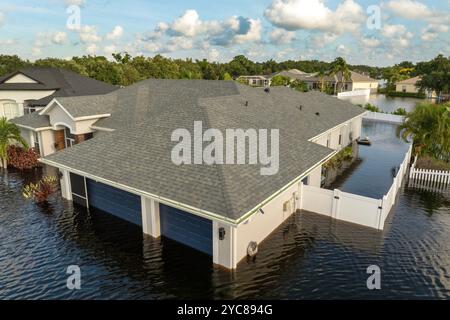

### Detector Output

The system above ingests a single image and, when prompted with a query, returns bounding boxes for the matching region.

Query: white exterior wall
[39,129,56,156]
[307,165,322,187]
[234,182,300,267]
[0,90,55,118]
[395,83,418,93]
[75,119,97,134]
[141,197,161,238]
[5,74,38,83]
[352,81,379,93]
[20,128,33,147]
[47,105,76,132]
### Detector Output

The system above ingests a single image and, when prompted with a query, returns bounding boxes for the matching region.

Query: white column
[60,169,72,200]
[141,197,161,238]
[213,221,237,270]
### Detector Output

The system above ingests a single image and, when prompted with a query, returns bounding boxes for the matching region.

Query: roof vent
[298,105,303,111]
[264,87,270,93]
[315,112,320,116]
[245,101,249,106]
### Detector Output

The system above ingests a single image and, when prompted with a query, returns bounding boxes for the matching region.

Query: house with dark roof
[2,67,117,156]
[0,67,117,119]
[31,79,364,269]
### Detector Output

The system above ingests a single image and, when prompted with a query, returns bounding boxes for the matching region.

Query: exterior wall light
[219,227,226,240]
[259,208,265,214]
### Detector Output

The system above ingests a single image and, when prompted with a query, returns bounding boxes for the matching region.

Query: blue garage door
[86,179,142,226]
[160,204,212,255]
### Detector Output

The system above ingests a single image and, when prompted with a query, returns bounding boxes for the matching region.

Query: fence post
[377,197,387,230]
[298,182,304,210]
[332,189,340,220]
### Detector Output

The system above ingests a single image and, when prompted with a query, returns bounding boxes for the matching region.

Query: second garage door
[160,204,213,255]
[86,179,142,226]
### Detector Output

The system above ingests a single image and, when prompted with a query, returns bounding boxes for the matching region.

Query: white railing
[300,145,412,230]
[337,89,371,99]
[409,156,450,189]
[363,112,405,124]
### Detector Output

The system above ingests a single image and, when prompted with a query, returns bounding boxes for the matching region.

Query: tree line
[0,53,448,95]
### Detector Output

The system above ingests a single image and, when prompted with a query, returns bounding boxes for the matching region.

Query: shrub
[7,145,40,170]
[392,108,408,116]
[364,103,382,113]
[23,176,59,203]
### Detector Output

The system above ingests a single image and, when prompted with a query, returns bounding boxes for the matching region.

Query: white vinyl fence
[409,156,450,190]
[300,145,412,230]
[363,112,405,124]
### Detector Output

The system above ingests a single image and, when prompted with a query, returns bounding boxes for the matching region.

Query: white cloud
[360,37,381,48]
[382,24,407,38]
[85,43,99,55]
[207,48,220,62]
[312,33,338,48]
[104,45,116,55]
[421,24,449,41]
[106,25,124,41]
[164,10,222,37]
[387,0,450,23]
[231,17,262,44]
[65,0,85,6]
[264,0,365,35]
[386,0,431,19]
[269,28,296,44]
[79,25,102,43]
[52,31,68,44]
[336,44,351,56]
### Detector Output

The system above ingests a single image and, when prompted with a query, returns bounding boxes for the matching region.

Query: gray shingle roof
[11,113,51,129]
[0,67,118,106]
[43,79,364,221]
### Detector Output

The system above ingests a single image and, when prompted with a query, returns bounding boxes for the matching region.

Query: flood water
[1,124,449,300]
[342,94,427,113]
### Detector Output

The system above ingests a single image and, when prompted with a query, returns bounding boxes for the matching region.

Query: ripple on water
[0,166,449,299]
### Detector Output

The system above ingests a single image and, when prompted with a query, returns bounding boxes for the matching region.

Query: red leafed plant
[7,145,40,170]
[23,176,59,203]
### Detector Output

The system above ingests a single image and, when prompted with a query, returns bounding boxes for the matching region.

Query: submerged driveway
[332,121,411,199]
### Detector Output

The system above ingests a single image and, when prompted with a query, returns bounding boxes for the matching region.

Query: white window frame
[64,128,75,148]
[33,131,41,155]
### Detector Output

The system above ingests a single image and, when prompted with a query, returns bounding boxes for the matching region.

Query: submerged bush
[7,145,40,170]
[23,176,58,203]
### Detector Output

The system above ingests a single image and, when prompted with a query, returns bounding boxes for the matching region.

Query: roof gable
[3,72,40,84]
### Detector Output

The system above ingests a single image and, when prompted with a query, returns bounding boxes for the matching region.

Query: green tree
[290,79,308,92]
[328,57,351,94]
[270,75,290,86]
[222,72,233,81]
[0,117,29,169]
[397,103,450,161]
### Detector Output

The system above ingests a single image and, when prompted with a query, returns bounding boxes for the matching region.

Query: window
[34,132,41,155]
[0,101,20,119]
[64,128,75,148]
[339,134,342,146]
[302,176,309,185]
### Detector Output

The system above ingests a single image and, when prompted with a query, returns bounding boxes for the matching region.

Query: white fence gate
[300,145,412,230]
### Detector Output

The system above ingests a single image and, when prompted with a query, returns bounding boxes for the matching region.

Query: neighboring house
[238,70,379,93]
[39,79,364,270]
[0,67,117,120]
[237,75,271,87]
[395,76,422,94]
[297,71,379,93]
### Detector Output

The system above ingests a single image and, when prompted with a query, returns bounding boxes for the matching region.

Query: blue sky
[0,0,449,66]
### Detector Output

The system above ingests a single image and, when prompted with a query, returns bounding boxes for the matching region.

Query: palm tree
[328,57,352,95]
[0,117,29,169]
[397,103,450,161]
[317,69,326,92]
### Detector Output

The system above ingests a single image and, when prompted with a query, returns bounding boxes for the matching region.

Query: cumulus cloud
[264,0,365,35]
[85,43,98,55]
[211,16,262,46]
[387,0,450,24]
[65,0,85,6]
[360,37,381,48]
[421,24,449,41]
[106,25,124,40]
[79,25,102,43]
[269,28,296,44]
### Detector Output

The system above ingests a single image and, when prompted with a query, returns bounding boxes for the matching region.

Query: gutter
[39,158,239,226]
